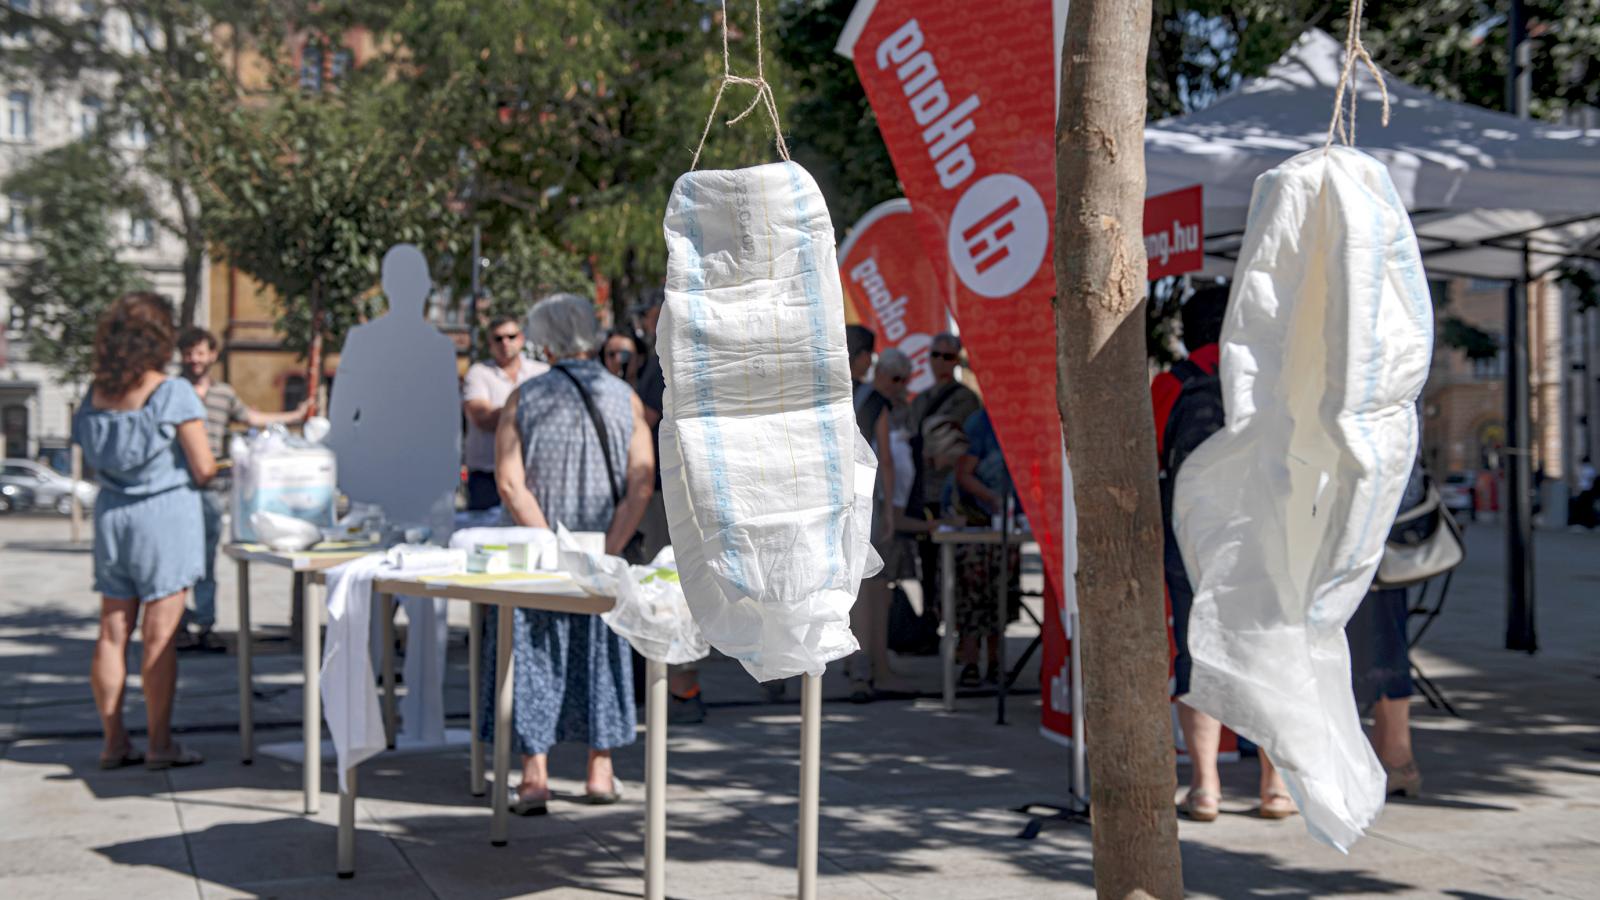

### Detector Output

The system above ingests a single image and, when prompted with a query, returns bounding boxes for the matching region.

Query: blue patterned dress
[478,359,637,755]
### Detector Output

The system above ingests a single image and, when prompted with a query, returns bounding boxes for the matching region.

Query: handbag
[1373,480,1464,589]
[552,364,647,564]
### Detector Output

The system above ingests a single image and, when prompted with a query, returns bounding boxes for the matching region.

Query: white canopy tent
[1145,28,1600,281]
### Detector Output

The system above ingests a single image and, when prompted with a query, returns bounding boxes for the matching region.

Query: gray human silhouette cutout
[325,244,460,537]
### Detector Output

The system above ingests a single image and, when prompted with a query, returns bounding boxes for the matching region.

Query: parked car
[0,481,35,513]
[1441,471,1476,521]
[0,459,98,515]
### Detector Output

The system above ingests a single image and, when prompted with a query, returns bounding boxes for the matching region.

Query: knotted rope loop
[690,0,791,170]
[1326,0,1392,149]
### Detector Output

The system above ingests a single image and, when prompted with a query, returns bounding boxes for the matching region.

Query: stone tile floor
[2,514,1597,898]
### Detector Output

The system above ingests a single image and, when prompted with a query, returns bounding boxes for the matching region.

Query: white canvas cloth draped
[1145,29,1600,280]
[321,545,462,789]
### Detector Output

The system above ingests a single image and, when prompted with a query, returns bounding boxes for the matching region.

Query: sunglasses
[930,351,959,361]
[889,375,906,384]
[492,333,521,343]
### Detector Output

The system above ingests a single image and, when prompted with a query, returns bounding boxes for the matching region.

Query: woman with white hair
[848,347,916,702]
[487,293,654,814]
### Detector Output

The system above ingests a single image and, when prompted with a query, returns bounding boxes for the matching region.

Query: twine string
[690,0,791,170]
[1325,0,1391,149]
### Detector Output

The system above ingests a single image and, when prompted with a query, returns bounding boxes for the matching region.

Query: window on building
[5,91,32,141]
[78,94,102,135]
[330,48,354,82]
[2,195,29,240]
[282,374,308,412]
[4,0,32,44]
[300,45,324,91]
[128,216,154,247]
[1472,351,1506,380]
[124,116,148,149]
[79,1,102,46]
[126,11,153,52]
[1467,277,1504,293]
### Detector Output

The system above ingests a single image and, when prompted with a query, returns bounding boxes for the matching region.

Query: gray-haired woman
[847,347,915,701]
[488,293,654,814]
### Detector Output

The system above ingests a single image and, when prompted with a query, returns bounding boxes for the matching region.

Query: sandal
[99,744,145,770]
[576,778,624,806]
[509,786,549,817]
[1385,760,1423,798]
[1258,791,1298,819]
[848,679,874,704]
[145,741,204,770]
[1180,788,1220,822]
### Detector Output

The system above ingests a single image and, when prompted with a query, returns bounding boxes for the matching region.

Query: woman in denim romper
[72,294,217,770]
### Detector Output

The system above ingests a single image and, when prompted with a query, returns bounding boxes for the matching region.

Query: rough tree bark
[1055,0,1184,897]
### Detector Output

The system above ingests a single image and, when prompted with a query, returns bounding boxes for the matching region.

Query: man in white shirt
[462,315,548,510]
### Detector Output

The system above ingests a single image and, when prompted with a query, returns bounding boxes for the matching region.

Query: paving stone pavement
[1,512,1596,898]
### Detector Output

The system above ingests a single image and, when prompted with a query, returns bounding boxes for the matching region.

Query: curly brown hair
[93,293,176,398]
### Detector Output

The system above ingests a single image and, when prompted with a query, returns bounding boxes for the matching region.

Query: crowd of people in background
[68,283,1432,822]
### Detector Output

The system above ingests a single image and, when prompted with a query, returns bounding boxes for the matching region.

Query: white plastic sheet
[1173,146,1433,851]
[556,527,709,666]
[659,161,881,681]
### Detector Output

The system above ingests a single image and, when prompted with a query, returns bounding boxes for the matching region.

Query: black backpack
[1160,360,1226,486]
[1159,359,1226,596]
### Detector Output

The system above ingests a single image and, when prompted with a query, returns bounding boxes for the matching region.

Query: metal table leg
[491,603,513,846]
[644,658,668,900]
[1070,611,1087,808]
[337,766,357,878]
[797,672,821,900]
[469,603,484,796]
[302,572,321,815]
[237,559,253,764]
[380,593,396,749]
[940,543,956,712]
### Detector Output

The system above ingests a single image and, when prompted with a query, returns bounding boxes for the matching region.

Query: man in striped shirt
[177,327,309,651]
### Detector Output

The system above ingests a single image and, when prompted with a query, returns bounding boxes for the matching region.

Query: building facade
[1,1,199,463]
[1421,276,1576,495]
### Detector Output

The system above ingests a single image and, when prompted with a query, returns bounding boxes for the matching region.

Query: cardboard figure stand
[322,245,462,752]
[325,244,461,540]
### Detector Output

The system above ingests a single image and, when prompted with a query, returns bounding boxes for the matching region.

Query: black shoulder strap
[920,382,961,423]
[552,365,623,505]
[1169,358,1206,384]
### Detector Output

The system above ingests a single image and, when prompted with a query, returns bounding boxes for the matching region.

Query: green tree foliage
[0,0,265,328]
[372,0,788,321]
[167,41,451,357]
[2,141,147,383]
[774,0,900,231]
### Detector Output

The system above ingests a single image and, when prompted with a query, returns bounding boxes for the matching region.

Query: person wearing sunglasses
[601,330,643,387]
[462,315,548,510]
[907,333,981,628]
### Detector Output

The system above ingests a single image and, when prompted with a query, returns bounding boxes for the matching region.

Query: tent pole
[1503,0,1537,653]
[1505,242,1538,653]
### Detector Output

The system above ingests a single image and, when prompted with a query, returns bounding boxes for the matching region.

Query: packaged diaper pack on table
[231,426,338,543]
[659,161,881,682]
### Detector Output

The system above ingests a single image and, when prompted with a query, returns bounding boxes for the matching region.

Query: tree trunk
[1055,1,1184,898]
[173,183,204,328]
[307,279,325,417]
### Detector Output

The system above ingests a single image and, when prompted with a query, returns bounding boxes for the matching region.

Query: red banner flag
[839,0,1072,741]
[838,199,951,394]
[1144,185,1205,280]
